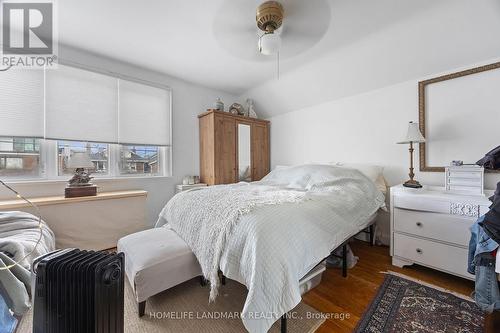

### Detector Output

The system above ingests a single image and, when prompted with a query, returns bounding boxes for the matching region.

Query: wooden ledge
[198,109,270,124]
[0,190,148,210]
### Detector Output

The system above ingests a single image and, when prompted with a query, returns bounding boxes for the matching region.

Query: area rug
[17,277,324,333]
[355,272,484,333]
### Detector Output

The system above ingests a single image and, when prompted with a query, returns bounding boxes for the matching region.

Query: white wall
[239,0,500,244]
[244,0,500,118]
[269,63,500,189]
[0,46,238,227]
[266,61,500,244]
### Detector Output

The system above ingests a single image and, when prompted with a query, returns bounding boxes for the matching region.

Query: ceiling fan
[213,0,331,62]
[256,1,284,56]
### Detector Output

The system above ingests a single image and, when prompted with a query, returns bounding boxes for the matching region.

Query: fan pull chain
[277,51,280,80]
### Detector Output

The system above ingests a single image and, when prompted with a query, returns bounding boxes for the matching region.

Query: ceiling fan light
[258,32,281,55]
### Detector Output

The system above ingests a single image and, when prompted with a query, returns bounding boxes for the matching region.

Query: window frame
[0,60,173,183]
[0,137,46,181]
[56,140,111,178]
[0,139,171,182]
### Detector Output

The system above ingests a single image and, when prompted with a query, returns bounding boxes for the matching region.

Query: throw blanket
[159,183,309,300]
[0,211,55,269]
[0,211,55,316]
[158,165,385,333]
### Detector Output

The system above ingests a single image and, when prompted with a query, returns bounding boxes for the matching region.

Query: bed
[156,164,386,333]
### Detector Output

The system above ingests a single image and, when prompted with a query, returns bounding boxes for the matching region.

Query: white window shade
[45,64,118,143]
[0,69,44,138]
[119,79,171,146]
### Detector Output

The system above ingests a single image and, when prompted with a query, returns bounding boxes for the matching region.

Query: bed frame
[214,223,376,333]
[279,223,375,333]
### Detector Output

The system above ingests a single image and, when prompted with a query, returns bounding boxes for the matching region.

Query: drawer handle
[416,248,423,254]
[416,222,423,227]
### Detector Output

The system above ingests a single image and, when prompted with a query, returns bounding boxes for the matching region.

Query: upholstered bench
[117,227,203,316]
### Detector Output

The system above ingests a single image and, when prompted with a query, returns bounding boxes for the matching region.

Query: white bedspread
[157,165,385,333]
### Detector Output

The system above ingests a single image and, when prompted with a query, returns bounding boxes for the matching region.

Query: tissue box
[445,165,484,195]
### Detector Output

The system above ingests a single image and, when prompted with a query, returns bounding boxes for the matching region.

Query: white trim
[1,140,171,183]
[1,175,172,186]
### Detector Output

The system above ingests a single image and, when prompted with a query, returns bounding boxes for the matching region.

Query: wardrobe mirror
[238,123,251,182]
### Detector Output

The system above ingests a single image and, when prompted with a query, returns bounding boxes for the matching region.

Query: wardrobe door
[215,115,237,184]
[251,123,270,181]
[199,112,215,185]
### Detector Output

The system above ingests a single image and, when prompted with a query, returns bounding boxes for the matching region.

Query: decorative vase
[246,98,257,118]
[229,103,245,116]
[213,98,224,112]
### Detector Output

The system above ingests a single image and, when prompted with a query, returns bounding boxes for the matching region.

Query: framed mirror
[238,123,252,181]
[419,62,500,172]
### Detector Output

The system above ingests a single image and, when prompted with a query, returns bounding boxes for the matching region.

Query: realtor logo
[3,2,53,54]
[1,1,57,68]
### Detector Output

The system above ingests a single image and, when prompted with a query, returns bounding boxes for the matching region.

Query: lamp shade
[66,152,95,169]
[258,32,281,55]
[397,121,426,144]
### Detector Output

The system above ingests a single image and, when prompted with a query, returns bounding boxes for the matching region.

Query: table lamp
[397,121,426,188]
[65,151,97,198]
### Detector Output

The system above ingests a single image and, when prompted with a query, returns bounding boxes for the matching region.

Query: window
[119,145,160,175]
[57,141,109,176]
[0,63,171,181]
[0,137,42,178]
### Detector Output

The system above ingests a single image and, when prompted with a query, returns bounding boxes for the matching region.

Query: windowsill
[1,175,173,186]
[0,189,148,209]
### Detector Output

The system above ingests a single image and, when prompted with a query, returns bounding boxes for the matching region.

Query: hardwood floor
[302,239,475,332]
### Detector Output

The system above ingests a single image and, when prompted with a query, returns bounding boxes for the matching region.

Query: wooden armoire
[199,110,270,185]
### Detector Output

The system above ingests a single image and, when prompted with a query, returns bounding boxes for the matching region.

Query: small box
[65,185,98,198]
[445,165,484,195]
[299,261,326,295]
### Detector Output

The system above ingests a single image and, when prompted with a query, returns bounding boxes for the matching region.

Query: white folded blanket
[0,211,55,269]
[159,183,309,301]
[157,165,386,333]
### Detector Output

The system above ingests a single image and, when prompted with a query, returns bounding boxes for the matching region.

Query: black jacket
[477,145,500,170]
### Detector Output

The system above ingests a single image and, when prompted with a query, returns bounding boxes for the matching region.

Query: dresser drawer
[393,208,474,246]
[393,233,472,279]
[393,194,489,217]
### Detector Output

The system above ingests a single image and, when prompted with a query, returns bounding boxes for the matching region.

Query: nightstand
[390,184,492,280]
[175,183,207,194]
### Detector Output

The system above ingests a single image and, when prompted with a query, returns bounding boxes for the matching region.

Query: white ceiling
[13,0,497,117]
[54,0,447,95]
[57,0,293,94]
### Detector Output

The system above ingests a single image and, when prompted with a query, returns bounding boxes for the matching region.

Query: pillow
[261,165,313,189]
[262,164,372,190]
[332,162,387,194]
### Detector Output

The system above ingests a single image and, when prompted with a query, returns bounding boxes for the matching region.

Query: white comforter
[157,165,385,333]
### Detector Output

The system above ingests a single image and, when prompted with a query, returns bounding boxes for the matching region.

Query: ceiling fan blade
[213,0,331,61]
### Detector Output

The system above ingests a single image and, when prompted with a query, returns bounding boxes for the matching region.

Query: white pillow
[332,162,387,195]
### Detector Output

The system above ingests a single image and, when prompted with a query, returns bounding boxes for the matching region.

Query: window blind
[0,69,44,138]
[118,79,171,146]
[45,64,119,143]
[1,64,171,146]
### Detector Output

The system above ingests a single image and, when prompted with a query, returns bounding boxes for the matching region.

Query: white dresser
[390,184,492,280]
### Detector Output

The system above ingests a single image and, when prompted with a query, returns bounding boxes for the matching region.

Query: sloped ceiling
[52,0,500,117]
[241,0,500,118]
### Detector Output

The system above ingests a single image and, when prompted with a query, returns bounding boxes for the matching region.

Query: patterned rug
[355,272,484,333]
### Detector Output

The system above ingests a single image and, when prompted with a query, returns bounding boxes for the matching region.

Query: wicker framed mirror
[418,61,500,172]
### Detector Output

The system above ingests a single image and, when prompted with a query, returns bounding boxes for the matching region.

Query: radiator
[32,249,124,333]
